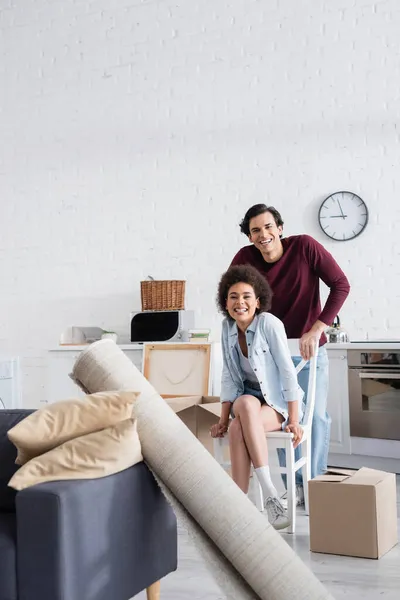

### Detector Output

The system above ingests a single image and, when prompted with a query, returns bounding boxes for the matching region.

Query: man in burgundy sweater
[230,203,350,503]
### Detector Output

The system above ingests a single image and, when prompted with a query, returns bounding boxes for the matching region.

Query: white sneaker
[264,497,290,530]
[280,485,304,509]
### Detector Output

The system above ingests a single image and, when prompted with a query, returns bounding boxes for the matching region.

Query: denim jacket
[220,312,304,423]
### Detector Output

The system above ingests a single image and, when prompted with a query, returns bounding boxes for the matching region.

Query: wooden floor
[134,477,400,599]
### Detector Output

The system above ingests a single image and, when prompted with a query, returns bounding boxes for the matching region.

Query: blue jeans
[277,346,330,486]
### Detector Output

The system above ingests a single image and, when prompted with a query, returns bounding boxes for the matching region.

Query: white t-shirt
[236,341,259,386]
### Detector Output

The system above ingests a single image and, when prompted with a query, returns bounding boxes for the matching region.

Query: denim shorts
[232,381,287,430]
[230,381,266,418]
[243,381,266,404]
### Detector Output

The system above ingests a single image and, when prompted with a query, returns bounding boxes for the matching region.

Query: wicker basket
[140,280,186,311]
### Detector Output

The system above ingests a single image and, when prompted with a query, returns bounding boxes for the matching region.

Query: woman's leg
[231,395,289,529]
[232,394,283,468]
[228,417,252,493]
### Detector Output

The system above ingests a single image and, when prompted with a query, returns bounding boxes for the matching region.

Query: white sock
[255,466,278,499]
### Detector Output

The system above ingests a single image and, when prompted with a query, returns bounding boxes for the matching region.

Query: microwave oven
[130,310,195,343]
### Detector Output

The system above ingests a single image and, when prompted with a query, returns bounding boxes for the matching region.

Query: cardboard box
[309,467,398,559]
[165,395,222,455]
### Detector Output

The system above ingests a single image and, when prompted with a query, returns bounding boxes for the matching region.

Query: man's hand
[299,331,318,360]
[285,422,303,449]
[299,321,325,360]
[210,421,229,438]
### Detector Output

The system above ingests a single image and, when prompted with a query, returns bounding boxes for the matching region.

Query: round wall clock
[318,191,369,241]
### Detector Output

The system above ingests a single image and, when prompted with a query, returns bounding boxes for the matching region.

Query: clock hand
[329,215,348,218]
[337,199,346,219]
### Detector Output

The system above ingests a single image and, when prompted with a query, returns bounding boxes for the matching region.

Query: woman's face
[226,282,260,328]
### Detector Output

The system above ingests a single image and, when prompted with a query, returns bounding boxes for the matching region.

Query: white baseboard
[328,452,400,474]
[350,436,400,460]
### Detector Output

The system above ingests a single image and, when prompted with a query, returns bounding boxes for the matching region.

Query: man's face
[248,211,283,257]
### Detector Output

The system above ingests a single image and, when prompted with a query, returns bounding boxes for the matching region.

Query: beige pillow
[8,418,142,491]
[8,391,137,465]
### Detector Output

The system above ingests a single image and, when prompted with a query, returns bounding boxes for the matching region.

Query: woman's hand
[285,422,303,448]
[210,421,229,438]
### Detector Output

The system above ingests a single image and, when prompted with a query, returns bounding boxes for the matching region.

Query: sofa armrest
[16,462,177,600]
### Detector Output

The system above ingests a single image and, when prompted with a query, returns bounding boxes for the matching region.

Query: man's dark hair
[216,265,273,319]
[239,204,284,236]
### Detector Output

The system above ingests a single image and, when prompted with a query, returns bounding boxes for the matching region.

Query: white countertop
[49,341,214,352]
[50,343,145,352]
[50,341,400,352]
[326,341,400,350]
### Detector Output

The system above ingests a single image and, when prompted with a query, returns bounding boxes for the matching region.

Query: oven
[348,350,400,441]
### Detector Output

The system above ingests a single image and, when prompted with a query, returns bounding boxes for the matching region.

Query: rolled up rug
[71,340,333,600]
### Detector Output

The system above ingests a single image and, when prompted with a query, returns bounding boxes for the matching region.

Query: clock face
[318,191,369,241]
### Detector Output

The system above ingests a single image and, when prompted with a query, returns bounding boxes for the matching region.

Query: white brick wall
[1,1,400,406]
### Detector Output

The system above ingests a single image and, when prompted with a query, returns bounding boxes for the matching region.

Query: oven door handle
[358,372,400,379]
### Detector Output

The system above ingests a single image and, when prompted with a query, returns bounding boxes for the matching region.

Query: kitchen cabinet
[46,343,352,456]
[326,348,351,454]
[41,340,400,472]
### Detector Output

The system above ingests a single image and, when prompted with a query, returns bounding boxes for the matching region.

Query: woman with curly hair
[210,265,304,530]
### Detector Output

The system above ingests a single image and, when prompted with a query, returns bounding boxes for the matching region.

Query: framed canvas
[143,343,212,397]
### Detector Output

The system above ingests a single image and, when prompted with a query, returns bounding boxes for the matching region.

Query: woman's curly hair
[216,265,273,319]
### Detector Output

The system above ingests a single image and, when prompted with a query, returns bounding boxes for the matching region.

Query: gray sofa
[0,409,178,600]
